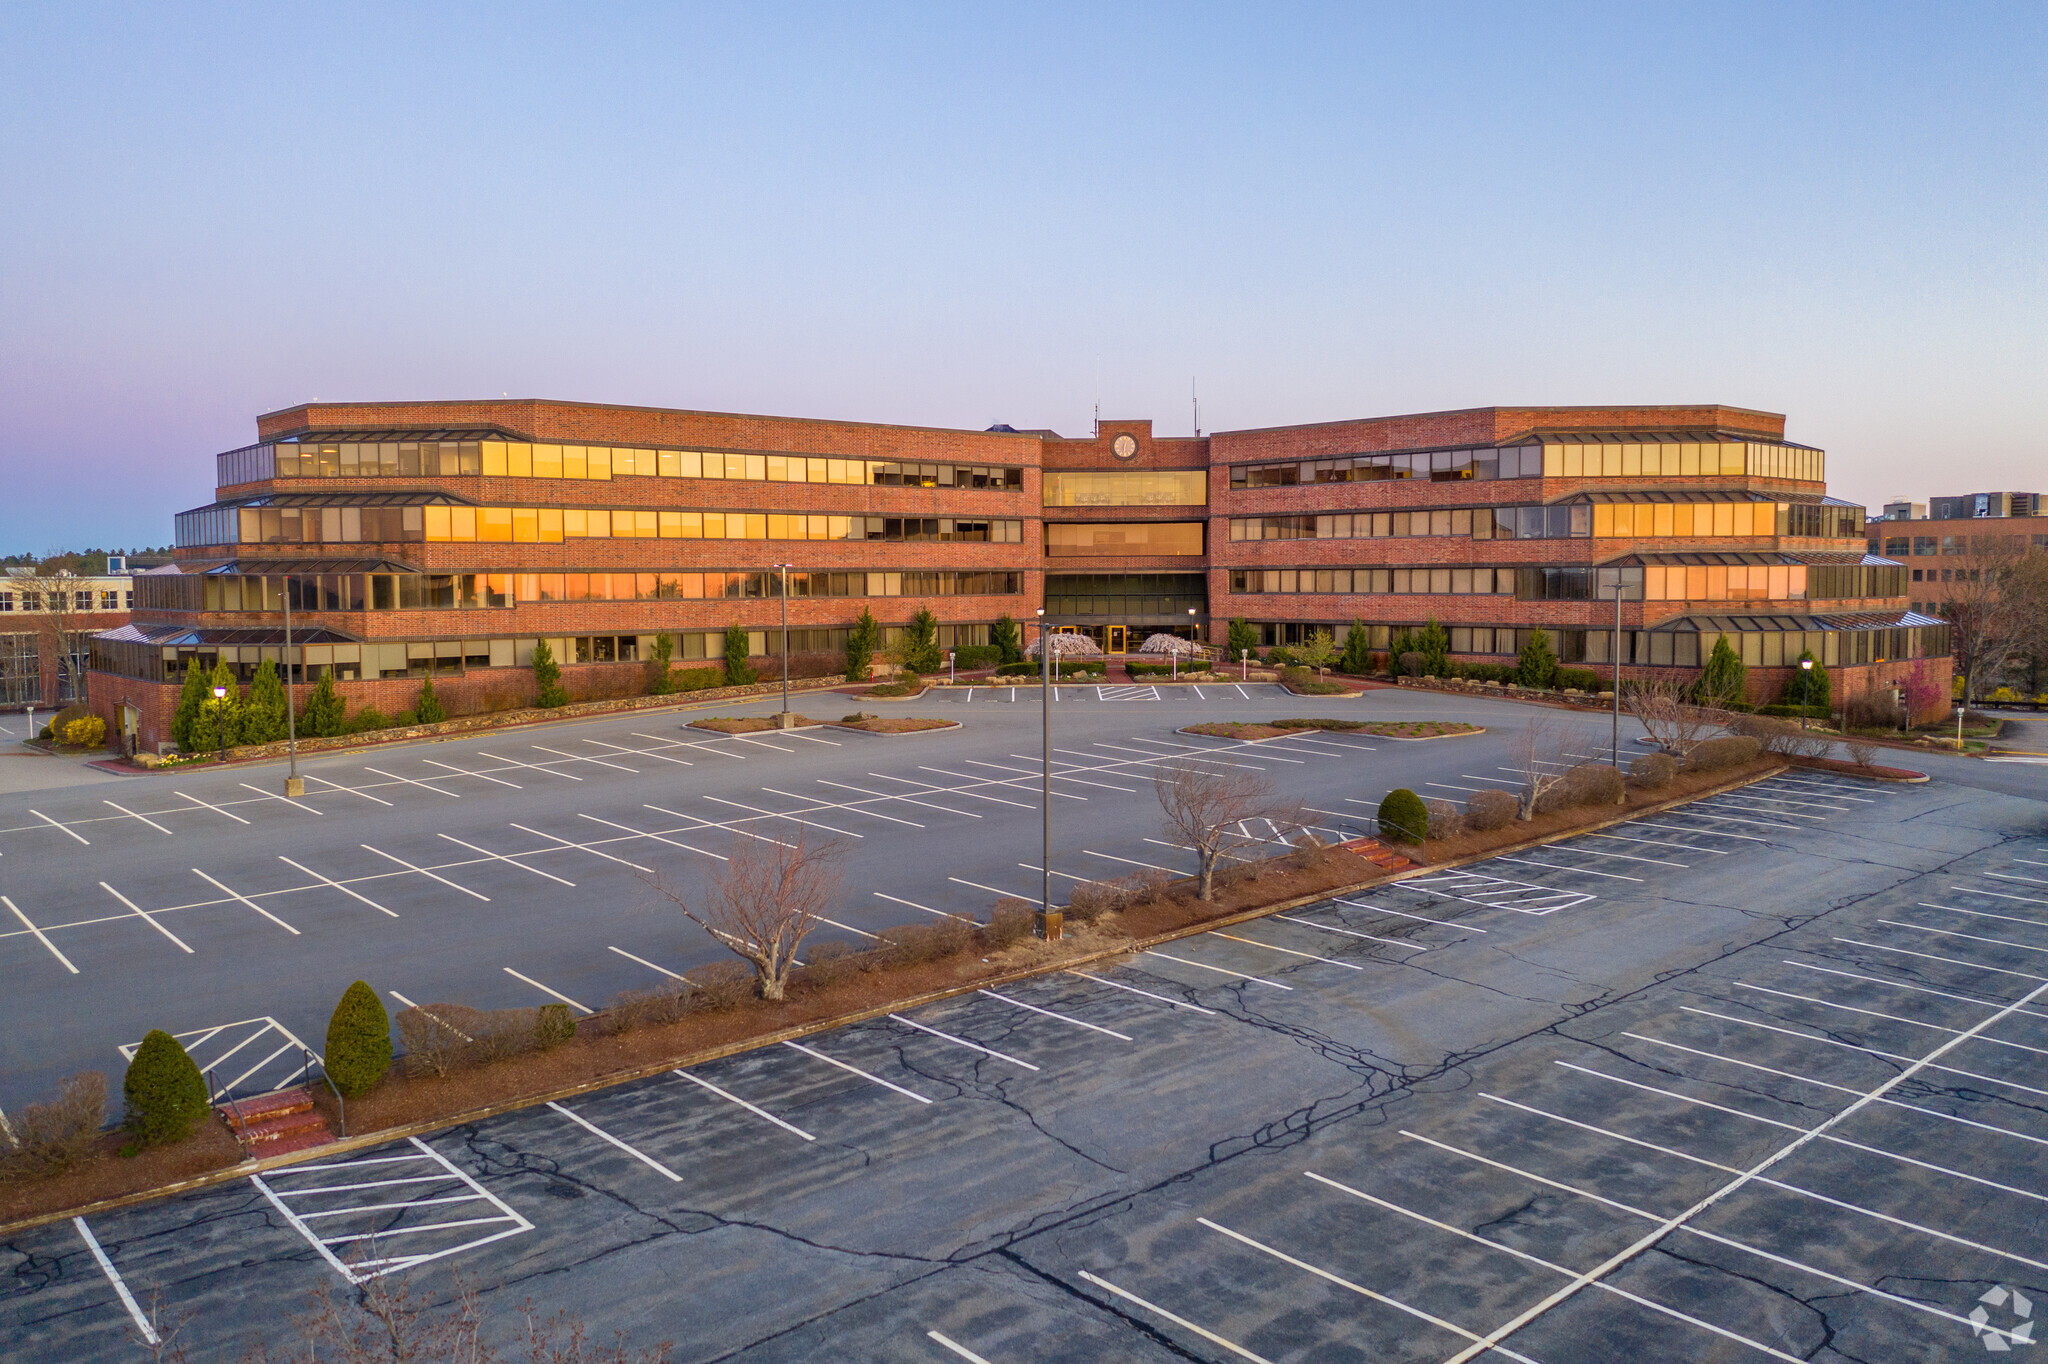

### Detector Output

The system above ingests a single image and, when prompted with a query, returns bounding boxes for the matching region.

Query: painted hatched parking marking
[1393,869,1596,914]
[252,1136,532,1282]
[119,1016,316,1101]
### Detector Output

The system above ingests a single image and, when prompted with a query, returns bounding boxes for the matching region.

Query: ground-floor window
[0,634,39,705]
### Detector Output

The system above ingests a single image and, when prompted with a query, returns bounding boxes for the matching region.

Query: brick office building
[2,568,132,714]
[91,398,1949,750]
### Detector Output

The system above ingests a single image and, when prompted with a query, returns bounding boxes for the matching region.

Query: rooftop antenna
[1093,353,1100,437]
[1192,376,1200,438]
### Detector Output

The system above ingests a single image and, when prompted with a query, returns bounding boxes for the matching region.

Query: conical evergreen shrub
[415,673,447,724]
[299,672,345,737]
[324,981,392,1098]
[171,660,209,751]
[122,1030,208,1145]
[1377,788,1429,845]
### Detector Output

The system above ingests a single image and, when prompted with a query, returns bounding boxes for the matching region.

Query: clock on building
[1111,433,1139,460]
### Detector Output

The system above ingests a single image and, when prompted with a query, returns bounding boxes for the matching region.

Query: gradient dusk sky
[2,3,2043,551]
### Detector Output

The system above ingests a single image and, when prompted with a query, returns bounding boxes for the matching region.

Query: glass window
[1044,522,1205,556]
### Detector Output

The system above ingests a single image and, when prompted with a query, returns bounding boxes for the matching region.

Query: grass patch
[833,715,957,734]
[1184,719,1484,741]
[690,715,813,733]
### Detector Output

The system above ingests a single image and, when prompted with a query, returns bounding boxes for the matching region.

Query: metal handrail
[302,1045,345,1137]
[212,1068,249,1155]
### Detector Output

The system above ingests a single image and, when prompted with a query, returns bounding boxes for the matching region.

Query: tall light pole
[1599,567,1636,768]
[1798,656,1813,732]
[284,575,302,796]
[211,683,228,766]
[773,563,792,726]
[1028,608,1058,940]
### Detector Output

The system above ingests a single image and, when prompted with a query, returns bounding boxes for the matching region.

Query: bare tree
[1625,678,1725,756]
[11,560,100,704]
[648,831,843,1001]
[1938,536,2047,701]
[1154,760,1304,900]
[1510,716,1577,820]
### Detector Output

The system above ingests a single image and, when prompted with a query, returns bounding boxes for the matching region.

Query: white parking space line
[103,800,173,835]
[608,945,692,979]
[925,762,1075,800]
[1584,831,1727,855]
[1659,810,1795,831]
[532,744,637,773]
[438,833,576,886]
[1084,849,1185,875]
[1879,918,2048,956]
[1853,933,2048,982]
[236,781,325,815]
[364,766,462,798]
[975,757,1130,793]
[1076,1271,1274,1364]
[891,1014,1040,1070]
[73,1217,160,1346]
[875,770,1031,811]
[361,842,492,900]
[1208,931,1363,970]
[509,822,655,873]
[1272,913,1424,951]
[948,875,1033,901]
[644,802,793,850]
[672,1068,815,1140]
[1302,1173,1850,1363]
[3,895,78,972]
[1729,979,2048,1057]
[578,812,728,861]
[813,915,880,940]
[1629,817,1767,843]
[1336,896,1488,932]
[1926,900,2048,930]
[925,1330,993,1364]
[27,809,90,845]
[703,794,863,838]
[303,774,394,805]
[1956,887,2048,908]
[173,790,250,824]
[875,891,977,924]
[1705,797,1827,821]
[192,868,300,934]
[1492,855,1642,883]
[1986,869,2048,887]
[780,1040,932,1103]
[763,786,925,828]
[504,968,593,1013]
[1197,1217,1546,1364]
[423,758,521,789]
[586,737,693,766]
[545,1100,682,1181]
[279,856,398,918]
[978,988,1132,1039]
[476,750,582,781]
[101,881,193,953]
[1142,949,1292,990]
[1065,970,1217,1014]
[817,777,978,819]
[1018,862,1100,884]
[1785,959,2048,1022]
[1679,1003,2048,1099]
[1544,843,1688,868]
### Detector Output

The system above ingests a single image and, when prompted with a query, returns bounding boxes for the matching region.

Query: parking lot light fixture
[1799,657,1813,731]
[211,684,228,765]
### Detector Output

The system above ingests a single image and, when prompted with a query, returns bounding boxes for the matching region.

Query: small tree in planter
[1697,634,1748,709]
[723,624,756,685]
[1339,619,1373,674]
[244,660,290,744]
[530,639,569,708]
[846,608,881,681]
[414,673,447,725]
[645,633,676,695]
[1510,716,1575,819]
[1515,629,1559,689]
[299,671,346,737]
[123,1030,208,1147]
[1417,617,1451,677]
[1155,761,1304,900]
[991,613,1023,666]
[1298,629,1338,677]
[650,831,845,1001]
[324,980,392,1098]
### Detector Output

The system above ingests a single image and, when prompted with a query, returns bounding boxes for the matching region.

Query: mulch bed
[1185,719,1484,741]
[833,716,957,734]
[857,682,930,698]
[1786,754,1927,782]
[1416,757,1780,860]
[690,716,815,734]
[0,1122,242,1225]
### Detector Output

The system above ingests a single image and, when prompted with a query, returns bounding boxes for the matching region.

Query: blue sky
[2,2,2043,550]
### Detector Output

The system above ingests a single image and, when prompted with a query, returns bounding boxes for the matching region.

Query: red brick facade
[92,399,1949,748]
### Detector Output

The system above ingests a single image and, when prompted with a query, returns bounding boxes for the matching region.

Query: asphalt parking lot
[0,679,2042,1361]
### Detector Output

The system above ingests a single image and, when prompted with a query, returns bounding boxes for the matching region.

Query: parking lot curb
[0,764,1794,1237]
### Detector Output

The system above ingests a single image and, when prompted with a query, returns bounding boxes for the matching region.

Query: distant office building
[1,568,133,710]
[91,399,1948,750]
[1869,490,2048,620]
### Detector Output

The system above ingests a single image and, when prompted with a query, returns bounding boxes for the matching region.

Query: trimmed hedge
[1684,735,1762,771]
[324,981,392,1098]
[1378,788,1429,844]
[1627,753,1678,789]
[123,1030,208,1146]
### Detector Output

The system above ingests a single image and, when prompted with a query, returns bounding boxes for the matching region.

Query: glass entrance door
[1105,625,1127,654]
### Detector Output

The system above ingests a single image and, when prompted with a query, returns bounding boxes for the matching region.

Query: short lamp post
[947,650,956,687]
[1173,607,1197,680]
[211,684,228,765]
[1798,657,1814,732]
[1240,648,1249,681]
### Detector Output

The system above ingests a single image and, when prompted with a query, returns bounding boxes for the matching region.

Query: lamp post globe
[211,684,228,764]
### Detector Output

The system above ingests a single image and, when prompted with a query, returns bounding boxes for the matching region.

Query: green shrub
[415,673,447,724]
[1377,788,1429,844]
[952,644,1001,670]
[122,1030,208,1146]
[392,709,419,727]
[1684,735,1762,771]
[990,613,1023,665]
[347,706,391,733]
[323,980,392,1098]
[1515,630,1559,689]
[298,672,346,737]
[535,1003,577,1049]
[1417,617,1450,677]
[531,638,569,708]
[1339,619,1373,674]
[1698,634,1747,708]
[675,666,724,691]
[899,608,943,674]
[1556,667,1603,693]
[1265,646,1301,667]
[1780,651,1830,710]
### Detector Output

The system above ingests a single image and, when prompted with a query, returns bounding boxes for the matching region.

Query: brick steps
[1335,836,1417,872]
[219,1086,335,1153]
